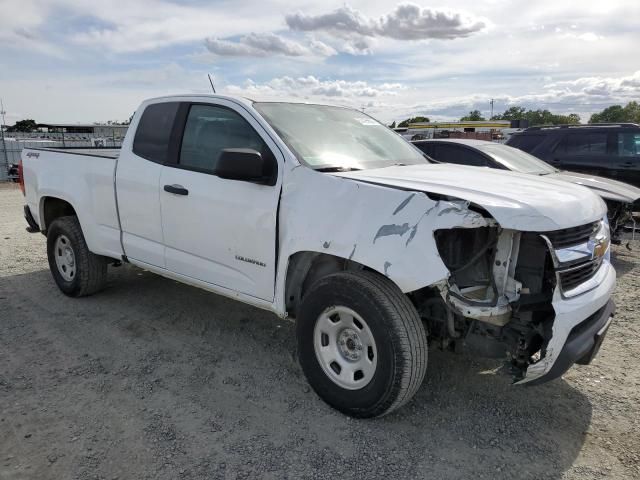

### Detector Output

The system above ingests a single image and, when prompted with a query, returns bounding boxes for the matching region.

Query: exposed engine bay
[412,217,607,382]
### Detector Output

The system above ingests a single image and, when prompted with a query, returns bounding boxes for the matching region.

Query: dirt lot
[1,182,639,480]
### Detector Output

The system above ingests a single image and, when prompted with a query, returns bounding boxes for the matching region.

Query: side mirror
[215,148,271,184]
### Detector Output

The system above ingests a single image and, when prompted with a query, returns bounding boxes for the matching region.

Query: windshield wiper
[314,166,362,172]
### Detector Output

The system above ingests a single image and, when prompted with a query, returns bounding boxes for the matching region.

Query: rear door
[116,102,180,267]
[158,100,282,301]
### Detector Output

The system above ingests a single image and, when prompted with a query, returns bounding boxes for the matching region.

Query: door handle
[164,184,189,196]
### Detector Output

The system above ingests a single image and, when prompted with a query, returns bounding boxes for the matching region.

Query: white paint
[334,163,607,231]
[21,93,616,385]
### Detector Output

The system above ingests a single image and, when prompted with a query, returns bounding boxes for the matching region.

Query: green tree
[492,106,580,126]
[388,120,397,128]
[623,101,640,123]
[9,119,37,132]
[460,110,485,121]
[589,105,626,123]
[492,106,526,121]
[589,101,640,124]
[397,116,430,128]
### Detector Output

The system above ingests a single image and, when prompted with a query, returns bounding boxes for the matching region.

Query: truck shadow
[1,266,592,480]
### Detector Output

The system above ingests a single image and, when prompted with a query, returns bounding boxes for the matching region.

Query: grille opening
[558,258,603,292]
[543,222,599,249]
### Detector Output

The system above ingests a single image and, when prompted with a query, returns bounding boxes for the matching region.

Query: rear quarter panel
[22,149,123,260]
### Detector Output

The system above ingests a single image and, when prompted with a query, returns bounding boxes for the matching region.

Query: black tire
[297,270,428,418]
[47,216,108,297]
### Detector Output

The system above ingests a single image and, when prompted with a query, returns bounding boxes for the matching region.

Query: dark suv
[506,123,640,188]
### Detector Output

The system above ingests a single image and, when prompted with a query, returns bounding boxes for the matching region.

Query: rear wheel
[47,216,108,297]
[297,271,428,418]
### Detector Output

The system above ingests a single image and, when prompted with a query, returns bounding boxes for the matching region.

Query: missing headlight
[434,227,499,291]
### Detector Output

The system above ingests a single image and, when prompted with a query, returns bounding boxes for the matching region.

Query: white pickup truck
[20,94,616,418]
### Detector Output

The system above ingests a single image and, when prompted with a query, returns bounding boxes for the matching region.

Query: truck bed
[22,147,124,261]
[29,147,120,159]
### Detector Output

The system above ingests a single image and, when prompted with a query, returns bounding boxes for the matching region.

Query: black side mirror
[215,148,272,184]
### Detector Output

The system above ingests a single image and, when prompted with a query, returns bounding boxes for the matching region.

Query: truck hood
[334,164,606,231]
[545,171,640,204]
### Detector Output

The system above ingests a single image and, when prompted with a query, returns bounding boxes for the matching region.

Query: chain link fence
[1,131,124,181]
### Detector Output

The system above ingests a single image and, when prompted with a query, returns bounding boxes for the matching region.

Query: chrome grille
[543,222,599,249]
[558,257,603,293]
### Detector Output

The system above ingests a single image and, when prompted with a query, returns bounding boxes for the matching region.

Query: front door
[159,101,282,301]
[552,131,612,178]
[612,130,640,187]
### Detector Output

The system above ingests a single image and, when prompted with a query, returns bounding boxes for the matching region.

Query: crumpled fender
[275,165,491,297]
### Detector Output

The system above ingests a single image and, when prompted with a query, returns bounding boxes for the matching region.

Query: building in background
[395,119,528,142]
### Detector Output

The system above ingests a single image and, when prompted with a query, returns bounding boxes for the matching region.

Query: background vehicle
[19,95,616,418]
[412,138,640,243]
[506,123,640,188]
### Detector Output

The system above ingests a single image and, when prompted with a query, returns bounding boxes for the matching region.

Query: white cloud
[205,33,311,57]
[286,3,487,40]
[542,71,640,100]
[225,76,404,105]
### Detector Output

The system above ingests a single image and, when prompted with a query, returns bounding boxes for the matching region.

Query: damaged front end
[414,214,614,383]
[414,219,566,382]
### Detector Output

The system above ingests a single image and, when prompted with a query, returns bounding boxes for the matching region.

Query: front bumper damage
[518,262,616,384]
[423,217,616,385]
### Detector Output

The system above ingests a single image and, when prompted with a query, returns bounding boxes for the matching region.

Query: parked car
[20,95,616,418]
[412,138,640,243]
[7,163,20,182]
[506,123,640,188]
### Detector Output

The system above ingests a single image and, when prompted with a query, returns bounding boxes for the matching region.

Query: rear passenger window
[434,145,487,167]
[617,132,640,157]
[508,134,542,153]
[413,142,434,157]
[564,133,607,155]
[132,102,179,163]
[179,104,273,173]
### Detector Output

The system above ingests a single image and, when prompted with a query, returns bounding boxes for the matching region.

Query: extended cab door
[158,101,282,301]
[116,102,180,267]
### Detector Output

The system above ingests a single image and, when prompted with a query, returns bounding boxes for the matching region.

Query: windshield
[253,102,428,170]
[477,143,557,175]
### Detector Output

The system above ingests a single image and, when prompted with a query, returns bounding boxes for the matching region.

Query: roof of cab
[142,94,256,107]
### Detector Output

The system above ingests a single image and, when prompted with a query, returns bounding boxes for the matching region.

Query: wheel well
[284,252,365,318]
[41,197,76,232]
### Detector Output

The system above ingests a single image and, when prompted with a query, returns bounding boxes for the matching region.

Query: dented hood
[334,164,606,231]
[546,171,640,204]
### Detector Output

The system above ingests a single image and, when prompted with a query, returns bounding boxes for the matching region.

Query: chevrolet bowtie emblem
[590,235,609,259]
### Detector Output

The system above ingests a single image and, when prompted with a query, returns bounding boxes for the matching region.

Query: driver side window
[179,104,274,174]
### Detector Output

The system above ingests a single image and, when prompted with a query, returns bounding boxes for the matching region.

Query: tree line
[391,100,640,128]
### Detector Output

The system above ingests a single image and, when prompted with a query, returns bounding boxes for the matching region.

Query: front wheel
[297,271,428,418]
[47,216,108,297]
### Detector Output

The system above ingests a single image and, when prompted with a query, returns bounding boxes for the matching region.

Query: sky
[1,0,639,125]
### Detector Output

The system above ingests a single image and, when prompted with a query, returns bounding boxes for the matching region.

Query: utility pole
[0,98,8,175]
[490,98,494,119]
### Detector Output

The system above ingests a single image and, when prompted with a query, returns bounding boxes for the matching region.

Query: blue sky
[1,0,639,124]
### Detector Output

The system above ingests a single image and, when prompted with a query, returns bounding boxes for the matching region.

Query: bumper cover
[525,299,615,385]
[517,260,616,385]
[24,205,40,233]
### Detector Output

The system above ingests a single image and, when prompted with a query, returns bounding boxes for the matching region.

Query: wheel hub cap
[54,234,76,282]
[313,306,378,390]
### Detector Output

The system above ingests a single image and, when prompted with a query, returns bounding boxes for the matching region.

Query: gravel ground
[1,182,639,480]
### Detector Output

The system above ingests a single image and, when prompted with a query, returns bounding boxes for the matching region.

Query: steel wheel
[54,234,76,281]
[313,306,378,390]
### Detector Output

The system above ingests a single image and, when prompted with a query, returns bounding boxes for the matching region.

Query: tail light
[18,159,25,195]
